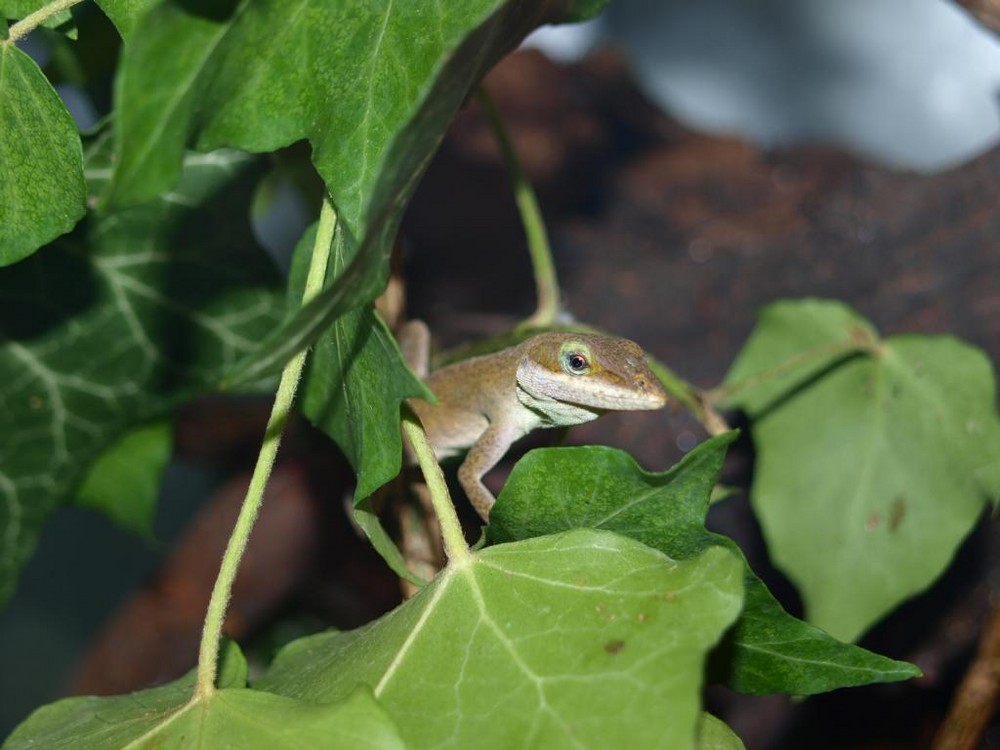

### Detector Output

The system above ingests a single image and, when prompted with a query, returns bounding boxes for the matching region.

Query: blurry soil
[73,48,1000,750]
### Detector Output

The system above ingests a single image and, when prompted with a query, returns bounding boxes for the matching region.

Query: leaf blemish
[604,639,625,655]
[889,497,906,532]
[866,514,880,531]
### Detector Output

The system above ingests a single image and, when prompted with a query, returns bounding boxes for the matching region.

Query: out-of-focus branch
[953,0,1000,36]
[932,599,1000,750]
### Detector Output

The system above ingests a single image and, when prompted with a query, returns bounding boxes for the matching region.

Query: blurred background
[3,1,999,747]
[531,0,1000,172]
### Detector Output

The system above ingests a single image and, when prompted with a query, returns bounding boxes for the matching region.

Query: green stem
[646,357,730,437]
[6,0,84,43]
[192,199,337,700]
[477,87,561,329]
[704,338,877,407]
[401,412,470,566]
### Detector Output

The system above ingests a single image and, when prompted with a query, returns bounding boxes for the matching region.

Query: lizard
[401,321,668,519]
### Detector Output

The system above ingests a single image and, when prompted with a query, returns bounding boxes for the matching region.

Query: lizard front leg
[458,420,524,520]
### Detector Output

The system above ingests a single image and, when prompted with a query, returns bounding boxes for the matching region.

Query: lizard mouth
[518,359,668,412]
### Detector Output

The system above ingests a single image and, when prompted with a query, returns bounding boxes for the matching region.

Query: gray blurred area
[528,0,1000,171]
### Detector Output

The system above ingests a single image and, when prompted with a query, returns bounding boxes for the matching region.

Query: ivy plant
[3,1,1000,748]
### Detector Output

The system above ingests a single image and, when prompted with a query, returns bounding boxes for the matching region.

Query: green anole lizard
[402,321,668,519]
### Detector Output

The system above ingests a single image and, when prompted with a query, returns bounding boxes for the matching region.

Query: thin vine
[191,198,338,700]
[477,86,562,330]
[5,0,84,44]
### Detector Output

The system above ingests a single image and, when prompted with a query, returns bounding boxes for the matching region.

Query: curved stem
[6,0,84,43]
[704,338,877,407]
[932,599,1000,750]
[401,411,470,566]
[192,199,337,700]
[646,357,730,436]
[477,86,561,329]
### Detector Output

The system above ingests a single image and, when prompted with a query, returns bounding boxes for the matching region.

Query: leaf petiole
[192,197,338,700]
[477,86,562,330]
[5,0,83,43]
[401,411,471,566]
[705,336,879,407]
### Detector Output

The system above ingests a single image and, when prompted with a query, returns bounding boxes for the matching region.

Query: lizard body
[405,326,667,518]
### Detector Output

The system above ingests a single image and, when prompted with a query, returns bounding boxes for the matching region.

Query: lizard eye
[560,343,592,375]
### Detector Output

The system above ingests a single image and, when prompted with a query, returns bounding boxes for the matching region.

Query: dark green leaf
[0,44,85,264]
[352,498,427,588]
[489,435,920,694]
[75,420,172,537]
[0,141,285,605]
[559,0,610,22]
[258,529,744,750]
[291,224,430,502]
[724,299,1000,641]
[110,0,604,384]
[93,0,159,39]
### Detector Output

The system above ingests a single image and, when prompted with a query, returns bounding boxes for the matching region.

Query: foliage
[4,641,408,750]
[489,435,920,694]
[722,299,1000,642]
[2,0,999,748]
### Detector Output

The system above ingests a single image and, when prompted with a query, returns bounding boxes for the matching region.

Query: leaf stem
[477,86,561,329]
[646,357,730,436]
[5,0,83,43]
[704,338,877,407]
[932,597,1000,750]
[401,412,470,566]
[192,198,337,701]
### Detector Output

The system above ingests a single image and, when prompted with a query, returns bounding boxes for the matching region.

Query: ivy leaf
[0,138,285,606]
[288,223,429,581]
[75,420,172,538]
[3,641,406,750]
[0,43,85,264]
[92,0,159,40]
[697,713,745,750]
[489,435,920,694]
[723,299,1000,641]
[257,530,744,750]
[290,224,430,502]
[110,0,605,385]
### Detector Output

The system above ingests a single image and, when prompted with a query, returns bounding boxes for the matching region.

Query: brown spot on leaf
[866,514,881,531]
[890,497,907,531]
[604,639,626,655]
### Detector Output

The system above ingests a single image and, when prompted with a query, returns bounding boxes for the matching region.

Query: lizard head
[516,333,668,412]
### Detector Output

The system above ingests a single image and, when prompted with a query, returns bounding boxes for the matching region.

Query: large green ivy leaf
[3,641,406,750]
[0,137,285,605]
[0,43,85,264]
[258,529,744,750]
[489,435,919,694]
[723,299,1000,641]
[110,0,606,386]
